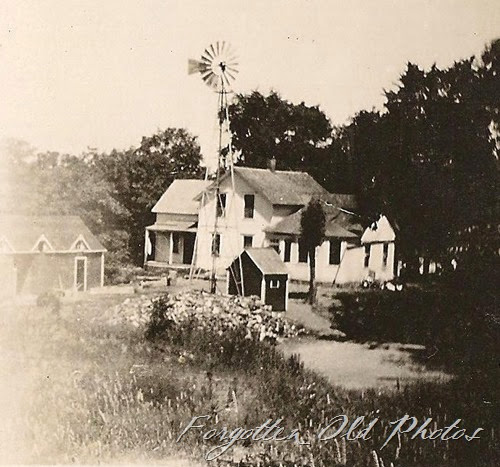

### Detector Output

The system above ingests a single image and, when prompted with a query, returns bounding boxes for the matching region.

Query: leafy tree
[229,91,337,187]
[300,198,326,304]
[338,41,499,267]
[94,128,204,264]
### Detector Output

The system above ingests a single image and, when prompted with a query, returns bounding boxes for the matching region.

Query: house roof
[152,179,210,215]
[146,221,197,233]
[0,215,106,252]
[198,167,330,206]
[233,248,288,275]
[361,215,396,243]
[235,167,331,205]
[266,202,362,238]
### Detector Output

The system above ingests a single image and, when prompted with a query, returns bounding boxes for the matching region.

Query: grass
[2,288,498,466]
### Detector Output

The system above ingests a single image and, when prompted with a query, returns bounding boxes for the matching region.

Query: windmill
[188,42,240,293]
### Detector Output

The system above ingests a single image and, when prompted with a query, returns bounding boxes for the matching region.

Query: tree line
[3,39,498,280]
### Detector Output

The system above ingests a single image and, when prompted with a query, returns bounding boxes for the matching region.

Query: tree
[229,91,338,188]
[337,41,499,267]
[300,199,326,304]
[94,128,204,264]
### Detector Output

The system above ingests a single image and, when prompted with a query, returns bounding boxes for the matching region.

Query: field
[0,286,498,466]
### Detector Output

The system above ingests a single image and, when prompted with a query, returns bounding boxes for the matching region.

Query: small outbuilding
[0,215,106,296]
[226,247,289,311]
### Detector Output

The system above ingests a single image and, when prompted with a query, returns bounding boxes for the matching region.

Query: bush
[331,282,499,375]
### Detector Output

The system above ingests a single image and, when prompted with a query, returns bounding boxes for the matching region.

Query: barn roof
[239,248,288,275]
[0,216,106,252]
[152,179,210,214]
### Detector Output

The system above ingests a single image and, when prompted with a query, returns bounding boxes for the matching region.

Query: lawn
[0,285,497,466]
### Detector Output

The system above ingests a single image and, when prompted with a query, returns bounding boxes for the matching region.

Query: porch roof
[146,221,197,233]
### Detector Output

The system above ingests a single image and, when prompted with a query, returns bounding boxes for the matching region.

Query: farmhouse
[0,215,106,296]
[146,165,396,284]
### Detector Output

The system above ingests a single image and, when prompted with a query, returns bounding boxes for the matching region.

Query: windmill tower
[188,42,239,293]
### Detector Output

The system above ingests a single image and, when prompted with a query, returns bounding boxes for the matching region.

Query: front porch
[144,225,197,268]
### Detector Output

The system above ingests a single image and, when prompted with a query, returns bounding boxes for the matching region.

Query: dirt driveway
[282,299,452,390]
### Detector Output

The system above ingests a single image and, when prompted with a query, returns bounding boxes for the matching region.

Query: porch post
[144,229,150,267]
[100,252,105,287]
[169,231,173,265]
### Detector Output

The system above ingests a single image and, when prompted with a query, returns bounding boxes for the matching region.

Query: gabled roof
[234,167,330,205]
[153,179,210,215]
[199,167,330,206]
[0,216,106,252]
[266,201,362,238]
[232,248,288,275]
[361,215,396,243]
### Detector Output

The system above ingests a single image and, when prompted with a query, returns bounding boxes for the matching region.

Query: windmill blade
[225,70,236,82]
[209,43,217,59]
[202,47,214,60]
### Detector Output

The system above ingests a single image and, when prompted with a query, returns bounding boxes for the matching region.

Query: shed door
[75,257,87,292]
[265,275,287,311]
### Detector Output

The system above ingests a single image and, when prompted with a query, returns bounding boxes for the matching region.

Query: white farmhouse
[145,165,396,284]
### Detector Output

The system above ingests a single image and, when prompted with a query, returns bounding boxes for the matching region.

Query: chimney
[268,156,276,172]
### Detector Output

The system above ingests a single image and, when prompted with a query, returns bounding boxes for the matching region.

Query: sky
[0,0,498,167]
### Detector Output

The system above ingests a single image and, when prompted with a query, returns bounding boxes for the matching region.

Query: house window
[243,235,253,248]
[383,243,389,267]
[172,232,180,254]
[211,233,221,256]
[38,240,50,252]
[298,239,308,263]
[244,194,255,218]
[283,239,292,262]
[329,239,342,265]
[216,193,226,217]
[268,238,280,254]
[269,279,280,289]
[364,244,371,268]
[75,240,87,251]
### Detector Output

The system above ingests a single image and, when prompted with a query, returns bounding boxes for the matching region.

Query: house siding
[11,252,103,295]
[196,174,273,274]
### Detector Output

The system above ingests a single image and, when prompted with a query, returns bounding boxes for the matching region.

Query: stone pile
[111,291,304,342]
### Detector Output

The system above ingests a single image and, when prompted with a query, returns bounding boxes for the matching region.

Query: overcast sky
[0,0,498,166]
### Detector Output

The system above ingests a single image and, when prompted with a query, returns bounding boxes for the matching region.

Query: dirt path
[282,299,451,390]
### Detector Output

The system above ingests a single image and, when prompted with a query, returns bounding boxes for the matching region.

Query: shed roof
[0,216,106,252]
[232,248,288,275]
[152,179,210,214]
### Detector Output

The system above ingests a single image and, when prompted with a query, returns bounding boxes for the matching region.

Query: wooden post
[144,229,150,267]
[169,231,173,265]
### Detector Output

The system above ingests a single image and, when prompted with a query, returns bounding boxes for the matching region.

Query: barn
[226,247,289,311]
[0,216,106,296]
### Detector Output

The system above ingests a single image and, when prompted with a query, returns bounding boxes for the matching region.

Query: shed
[226,248,288,311]
[0,215,106,296]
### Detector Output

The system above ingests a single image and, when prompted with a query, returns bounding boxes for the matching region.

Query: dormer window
[70,235,91,252]
[38,241,50,252]
[75,240,88,251]
[32,235,53,253]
